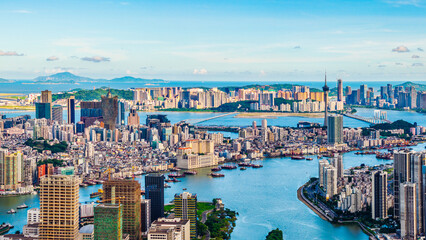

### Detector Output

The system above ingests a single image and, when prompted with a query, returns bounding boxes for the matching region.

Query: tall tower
[372,171,388,220]
[39,175,80,240]
[94,203,123,240]
[174,192,197,239]
[323,73,330,127]
[145,174,165,222]
[400,182,417,240]
[67,96,75,124]
[101,90,119,130]
[327,115,343,144]
[337,79,343,102]
[103,179,141,240]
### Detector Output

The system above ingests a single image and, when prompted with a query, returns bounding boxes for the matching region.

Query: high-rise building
[372,171,388,220]
[324,165,337,199]
[337,79,343,102]
[128,108,140,126]
[101,90,119,130]
[35,102,52,120]
[332,155,343,179]
[67,96,75,124]
[400,182,417,240]
[327,115,343,144]
[323,73,329,127]
[103,180,141,240]
[41,90,52,103]
[145,174,165,222]
[94,204,123,240]
[52,105,63,123]
[116,101,125,126]
[394,151,412,219]
[360,84,367,104]
[39,175,79,240]
[148,218,190,240]
[141,199,151,234]
[80,101,103,128]
[174,192,197,239]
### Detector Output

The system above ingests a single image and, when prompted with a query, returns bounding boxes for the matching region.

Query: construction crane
[103,168,112,181]
[132,166,135,180]
[96,196,125,205]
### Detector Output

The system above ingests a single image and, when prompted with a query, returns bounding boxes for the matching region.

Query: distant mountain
[109,76,166,83]
[0,78,14,83]
[396,81,426,91]
[33,72,97,83]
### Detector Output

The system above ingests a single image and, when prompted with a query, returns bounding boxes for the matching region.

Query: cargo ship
[211,167,222,172]
[210,173,225,178]
[168,173,185,178]
[221,165,237,170]
[291,156,305,160]
[183,171,197,175]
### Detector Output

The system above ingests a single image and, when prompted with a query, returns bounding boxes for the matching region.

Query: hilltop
[52,88,133,101]
[396,81,426,91]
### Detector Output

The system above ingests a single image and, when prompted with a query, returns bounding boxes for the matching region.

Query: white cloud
[0,50,24,56]
[392,45,410,52]
[260,70,266,76]
[81,56,110,62]
[193,68,208,75]
[412,55,420,58]
[383,0,423,7]
[412,63,424,67]
[44,67,75,74]
[46,56,59,61]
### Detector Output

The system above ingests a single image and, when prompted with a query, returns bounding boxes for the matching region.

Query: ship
[211,167,222,172]
[252,164,263,168]
[0,223,13,235]
[7,209,16,214]
[168,173,185,178]
[221,165,237,170]
[238,162,251,167]
[183,171,197,175]
[170,168,181,172]
[306,158,313,161]
[240,167,247,170]
[291,156,305,160]
[90,189,103,198]
[17,204,28,209]
[210,173,225,178]
[376,153,393,160]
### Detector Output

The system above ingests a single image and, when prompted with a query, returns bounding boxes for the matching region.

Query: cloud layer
[0,50,24,56]
[46,56,59,61]
[193,68,208,75]
[81,56,110,62]
[392,45,409,52]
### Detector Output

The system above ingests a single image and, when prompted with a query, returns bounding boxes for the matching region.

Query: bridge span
[183,112,236,124]
[343,113,392,124]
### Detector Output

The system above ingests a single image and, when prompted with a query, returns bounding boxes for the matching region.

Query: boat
[238,162,251,167]
[376,153,393,160]
[172,178,181,182]
[164,183,171,188]
[168,173,185,178]
[170,168,181,172]
[183,188,187,190]
[291,156,305,160]
[183,171,197,175]
[211,167,222,172]
[252,164,263,168]
[79,183,88,187]
[17,204,28,209]
[240,167,247,170]
[7,209,16,214]
[165,178,174,183]
[0,223,13,235]
[210,173,225,178]
[306,158,313,161]
[90,189,103,198]
[221,165,237,170]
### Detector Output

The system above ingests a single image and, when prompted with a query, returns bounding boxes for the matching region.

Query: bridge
[183,112,237,125]
[343,113,392,124]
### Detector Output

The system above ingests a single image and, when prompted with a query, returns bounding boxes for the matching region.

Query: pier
[184,112,236,124]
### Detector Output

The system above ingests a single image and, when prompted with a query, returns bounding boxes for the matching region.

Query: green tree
[266,228,283,240]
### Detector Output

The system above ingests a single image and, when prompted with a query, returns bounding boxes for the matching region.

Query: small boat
[17,204,28,209]
[7,209,16,214]
[170,168,181,172]
[291,156,305,160]
[222,165,237,170]
[238,162,251,167]
[80,183,88,187]
[183,171,197,175]
[211,167,222,172]
[210,173,225,178]
[90,190,103,198]
[165,178,174,183]
[240,167,247,170]
[0,223,13,235]
[183,188,187,190]
[168,173,185,178]
[164,183,171,188]
[252,164,263,168]
[306,158,313,161]
[172,178,181,182]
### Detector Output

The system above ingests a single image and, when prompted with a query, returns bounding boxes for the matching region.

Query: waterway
[2,142,425,239]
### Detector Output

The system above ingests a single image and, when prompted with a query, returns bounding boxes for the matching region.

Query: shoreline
[235,112,323,119]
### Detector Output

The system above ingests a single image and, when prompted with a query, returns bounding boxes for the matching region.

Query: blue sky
[0,0,425,81]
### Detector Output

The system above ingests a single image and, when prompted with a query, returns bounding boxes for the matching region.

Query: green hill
[53,88,133,101]
[396,81,426,91]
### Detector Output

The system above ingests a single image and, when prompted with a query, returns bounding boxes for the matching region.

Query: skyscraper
[128,108,140,126]
[332,155,343,179]
[394,151,412,219]
[174,192,197,239]
[145,174,165,222]
[35,102,52,120]
[41,90,52,104]
[39,175,79,240]
[101,90,119,130]
[103,179,141,240]
[141,199,151,234]
[360,84,367,104]
[52,105,63,123]
[261,118,267,143]
[323,73,329,127]
[94,204,123,240]
[80,101,103,128]
[116,100,125,126]
[67,96,75,124]
[372,171,388,220]
[337,79,343,102]
[400,182,417,240]
[327,115,343,144]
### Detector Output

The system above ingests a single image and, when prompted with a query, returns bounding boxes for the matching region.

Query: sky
[0,0,425,82]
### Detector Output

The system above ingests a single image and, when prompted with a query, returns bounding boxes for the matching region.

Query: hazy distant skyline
[0,0,425,82]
